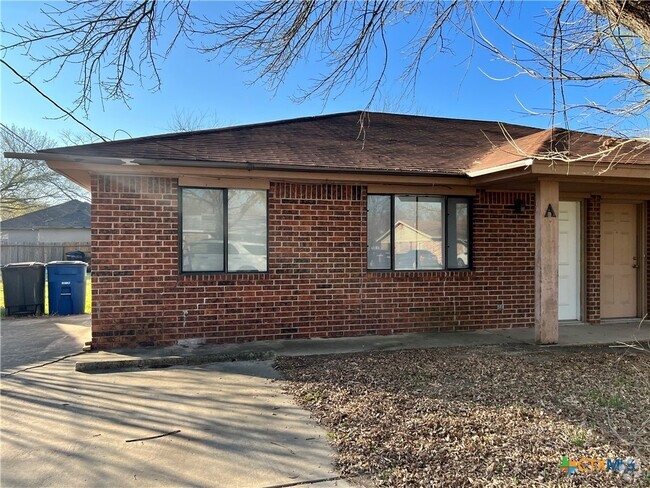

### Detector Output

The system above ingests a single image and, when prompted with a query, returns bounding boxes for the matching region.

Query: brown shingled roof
[39,111,649,175]
[40,111,540,176]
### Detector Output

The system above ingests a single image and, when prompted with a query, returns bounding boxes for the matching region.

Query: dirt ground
[276,344,650,487]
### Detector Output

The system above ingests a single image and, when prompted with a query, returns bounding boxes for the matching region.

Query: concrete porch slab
[492,321,650,347]
[75,321,650,373]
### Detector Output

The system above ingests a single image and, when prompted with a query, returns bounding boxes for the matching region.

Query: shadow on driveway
[0,359,349,487]
[1,315,91,372]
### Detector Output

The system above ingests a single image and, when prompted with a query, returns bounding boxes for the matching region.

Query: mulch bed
[275,344,649,487]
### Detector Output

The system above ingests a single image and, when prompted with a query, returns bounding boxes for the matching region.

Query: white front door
[558,201,581,320]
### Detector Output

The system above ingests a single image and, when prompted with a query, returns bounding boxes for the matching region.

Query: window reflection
[394,196,443,270]
[181,188,267,273]
[368,195,392,270]
[367,194,470,271]
[228,190,268,272]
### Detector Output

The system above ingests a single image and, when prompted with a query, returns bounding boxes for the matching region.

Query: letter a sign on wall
[545,204,557,218]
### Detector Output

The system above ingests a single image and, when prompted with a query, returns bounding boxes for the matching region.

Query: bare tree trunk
[582,0,650,43]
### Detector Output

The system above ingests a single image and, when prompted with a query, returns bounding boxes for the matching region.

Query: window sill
[366,268,474,280]
[178,271,271,283]
[367,268,473,273]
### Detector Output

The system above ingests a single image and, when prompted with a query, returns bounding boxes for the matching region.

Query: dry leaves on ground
[276,344,649,487]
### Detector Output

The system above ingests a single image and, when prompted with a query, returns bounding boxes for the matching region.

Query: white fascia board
[466,159,534,178]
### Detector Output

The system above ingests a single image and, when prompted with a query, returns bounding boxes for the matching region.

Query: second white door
[558,201,581,321]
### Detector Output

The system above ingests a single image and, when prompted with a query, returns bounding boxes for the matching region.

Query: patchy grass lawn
[0,274,91,316]
[276,345,649,487]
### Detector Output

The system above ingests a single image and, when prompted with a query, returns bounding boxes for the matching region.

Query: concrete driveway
[1,314,91,372]
[0,318,351,487]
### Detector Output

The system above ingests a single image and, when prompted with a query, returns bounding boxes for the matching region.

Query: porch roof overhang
[467,157,650,197]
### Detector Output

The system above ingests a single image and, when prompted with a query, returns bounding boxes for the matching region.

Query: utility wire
[0,122,38,151]
[0,59,108,142]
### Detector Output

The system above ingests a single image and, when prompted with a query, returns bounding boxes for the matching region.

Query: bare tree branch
[2,0,650,143]
[1,0,194,114]
[466,1,650,136]
[0,125,90,219]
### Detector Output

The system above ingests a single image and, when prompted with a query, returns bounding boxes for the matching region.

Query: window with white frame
[180,188,268,273]
[367,195,471,271]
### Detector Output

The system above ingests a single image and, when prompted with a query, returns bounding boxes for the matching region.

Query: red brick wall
[91,176,178,346]
[585,196,601,324]
[91,175,537,349]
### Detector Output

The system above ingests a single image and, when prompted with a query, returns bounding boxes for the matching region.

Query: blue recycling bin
[46,261,88,315]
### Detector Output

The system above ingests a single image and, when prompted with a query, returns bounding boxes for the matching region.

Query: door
[601,203,638,318]
[558,201,581,320]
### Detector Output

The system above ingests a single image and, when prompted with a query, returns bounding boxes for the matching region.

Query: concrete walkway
[1,358,352,488]
[76,320,650,372]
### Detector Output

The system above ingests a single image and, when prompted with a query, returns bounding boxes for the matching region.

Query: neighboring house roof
[32,111,650,176]
[1,200,91,230]
[377,221,436,244]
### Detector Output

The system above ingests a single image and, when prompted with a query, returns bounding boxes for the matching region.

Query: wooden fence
[0,242,91,267]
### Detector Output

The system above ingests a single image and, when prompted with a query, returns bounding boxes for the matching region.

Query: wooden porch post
[535,179,560,344]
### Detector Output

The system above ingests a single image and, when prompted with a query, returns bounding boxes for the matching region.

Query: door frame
[637,201,648,319]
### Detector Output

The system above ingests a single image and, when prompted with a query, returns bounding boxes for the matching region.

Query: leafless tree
[58,129,104,146]
[0,125,90,220]
[473,2,650,135]
[165,108,222,133]
[2,1,650,136]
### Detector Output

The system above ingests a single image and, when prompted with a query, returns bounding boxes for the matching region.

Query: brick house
[10,112,649,349]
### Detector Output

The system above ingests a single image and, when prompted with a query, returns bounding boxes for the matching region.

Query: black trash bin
[46,261,88,315]
[65,250,85,262]
[1,262,46,316]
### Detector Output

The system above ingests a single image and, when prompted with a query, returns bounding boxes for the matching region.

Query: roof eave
[7,151,468,178]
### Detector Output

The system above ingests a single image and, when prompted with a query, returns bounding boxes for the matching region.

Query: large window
[367,195,471,271]
[181,188,267,273]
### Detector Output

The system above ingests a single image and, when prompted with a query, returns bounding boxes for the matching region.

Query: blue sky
[1,1,642,145]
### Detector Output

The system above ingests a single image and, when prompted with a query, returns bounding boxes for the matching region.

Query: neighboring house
[9,111,649,349]
[1,200,91,243]
[374,221,444,269]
